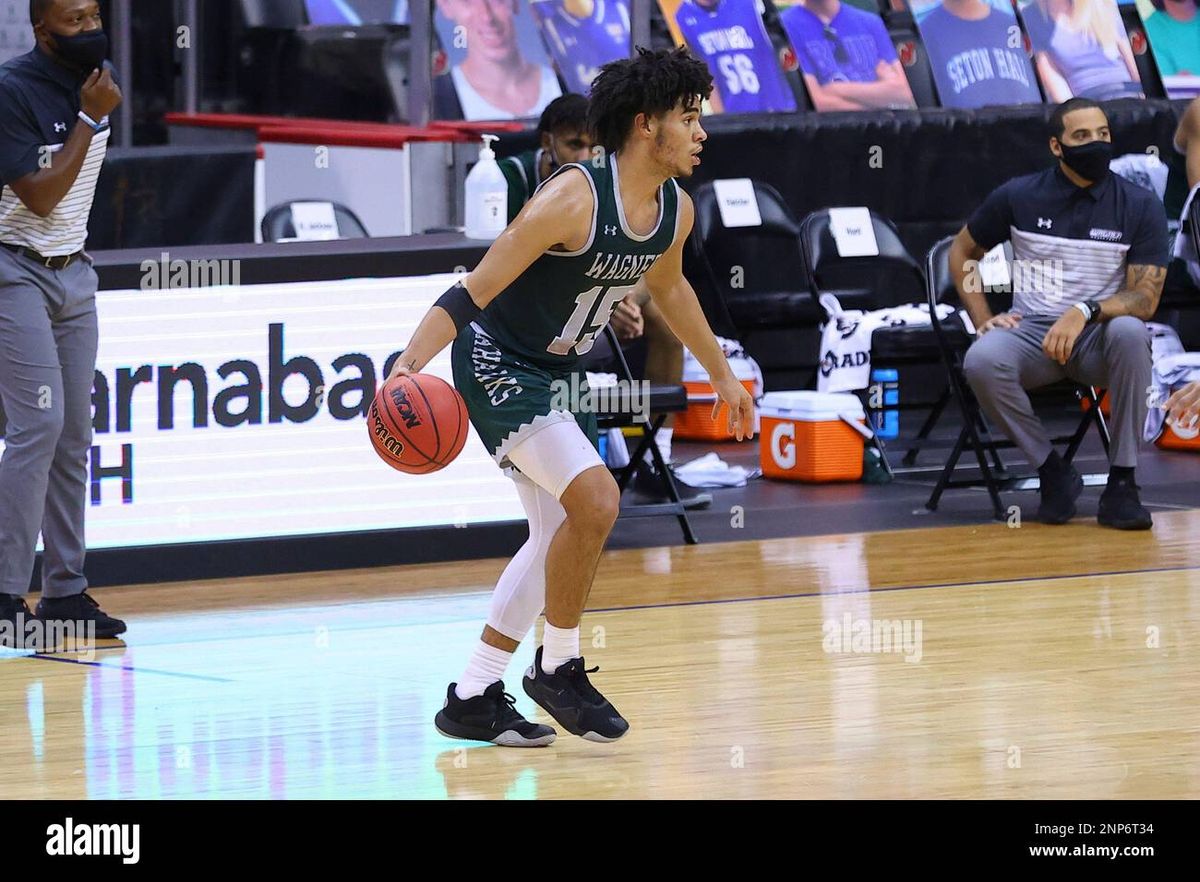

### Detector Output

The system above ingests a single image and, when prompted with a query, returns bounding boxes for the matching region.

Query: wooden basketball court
[2,509,1197,799]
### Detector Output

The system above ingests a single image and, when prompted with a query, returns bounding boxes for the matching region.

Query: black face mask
[50,29,109,72]
[1057,139,1113,184]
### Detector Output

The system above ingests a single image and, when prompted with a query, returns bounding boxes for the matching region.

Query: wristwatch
[1073,300,1102,324]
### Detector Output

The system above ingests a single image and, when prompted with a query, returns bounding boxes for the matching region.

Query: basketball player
[392,47,754,745]
[500,93,708,507]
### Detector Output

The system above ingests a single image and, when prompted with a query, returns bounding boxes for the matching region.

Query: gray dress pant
[0,246,98,598]
[962,314,1151,470]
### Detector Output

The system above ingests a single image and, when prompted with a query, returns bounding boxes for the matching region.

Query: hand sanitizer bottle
[464,134,507,240]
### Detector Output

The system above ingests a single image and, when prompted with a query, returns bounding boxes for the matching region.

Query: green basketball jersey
[477,155,680,371]
[499,149,545,223]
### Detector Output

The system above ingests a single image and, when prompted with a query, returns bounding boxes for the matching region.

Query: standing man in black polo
[951,98,1169,530]
[0,0,124,644]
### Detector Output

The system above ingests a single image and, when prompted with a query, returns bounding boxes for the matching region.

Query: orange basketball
[368,373,469,474]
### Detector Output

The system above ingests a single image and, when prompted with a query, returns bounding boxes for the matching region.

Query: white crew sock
[541,623,580,674]
[644,427,673,467]
[455,641,513,699]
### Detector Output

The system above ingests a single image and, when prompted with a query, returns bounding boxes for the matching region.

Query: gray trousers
[962,314,1150,470]
[0,247,98,598]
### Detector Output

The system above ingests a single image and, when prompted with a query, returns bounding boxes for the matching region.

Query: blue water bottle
[871,368,900,439]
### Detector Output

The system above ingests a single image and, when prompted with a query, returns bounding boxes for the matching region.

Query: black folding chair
[686,180,833,391]
[261,200,370,242]
[593,325,698,545]
[798,207,954,466]
[924,236,1112,520]
[687,180,819,336]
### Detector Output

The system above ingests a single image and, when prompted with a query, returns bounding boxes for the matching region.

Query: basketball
[368,374,469,474]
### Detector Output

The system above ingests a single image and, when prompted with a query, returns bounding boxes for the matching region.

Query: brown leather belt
[0,241,83,270]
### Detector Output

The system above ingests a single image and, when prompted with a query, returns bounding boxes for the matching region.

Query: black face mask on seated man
[50,28,109,72]
[1058,139,1114,184]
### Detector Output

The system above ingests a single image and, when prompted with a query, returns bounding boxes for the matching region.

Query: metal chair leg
[903,386,949,466]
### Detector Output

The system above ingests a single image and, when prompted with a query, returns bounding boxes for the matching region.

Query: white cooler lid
[682,355,759,383]
[759,391,865,421]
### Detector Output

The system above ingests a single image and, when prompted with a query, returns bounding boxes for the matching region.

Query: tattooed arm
[1043,263,1166,364]
[1097,263,1167,322]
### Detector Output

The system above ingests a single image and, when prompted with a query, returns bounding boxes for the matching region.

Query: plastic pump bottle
[464,134,507,240]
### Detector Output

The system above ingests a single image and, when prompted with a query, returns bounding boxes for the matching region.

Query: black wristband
[434,282,481,332]
[1085,299,1102,324]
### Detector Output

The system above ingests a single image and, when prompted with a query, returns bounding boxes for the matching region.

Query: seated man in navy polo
[949,98,1170,529]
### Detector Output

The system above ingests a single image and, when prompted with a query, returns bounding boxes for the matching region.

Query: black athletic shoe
[1037,458,1082,525]
[632,461,712,510]
[523,646,629,743]
[35,593,126,639]
[0,594,31,648]
[434,681,556,747]
[1097,477,1153,531]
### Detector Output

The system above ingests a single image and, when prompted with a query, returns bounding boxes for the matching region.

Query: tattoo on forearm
[1105,265,1165,318]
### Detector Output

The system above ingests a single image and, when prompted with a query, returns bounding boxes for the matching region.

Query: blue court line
[588,562,1200,616]
[27,653,234,683]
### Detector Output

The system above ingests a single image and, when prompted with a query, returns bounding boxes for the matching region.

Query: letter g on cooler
[771,422,796,470]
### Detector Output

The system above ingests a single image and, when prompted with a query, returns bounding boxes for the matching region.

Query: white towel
[817,294,955,393]
[673,452,755,487]
[584,371,618,388]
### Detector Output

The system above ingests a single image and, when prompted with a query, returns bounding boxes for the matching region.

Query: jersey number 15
[547,284,638,357]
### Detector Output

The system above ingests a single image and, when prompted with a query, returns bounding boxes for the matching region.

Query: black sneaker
[1037,459,1082,525]
[523,646,629,743]
[0,594,31,649]
[434,681,556,747]
[1097,477,1153,531]
[632,461,712,510]
[35,593,126,639]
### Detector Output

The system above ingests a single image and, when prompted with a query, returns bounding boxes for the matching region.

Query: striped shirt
[967,165,1169,316]
[0,48,112,256]
[0,127,108,255]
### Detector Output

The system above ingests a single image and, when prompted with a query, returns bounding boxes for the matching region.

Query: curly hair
[587,46,713,153]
